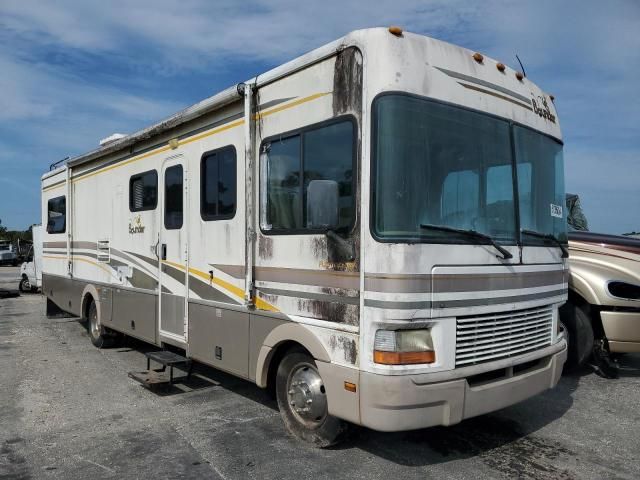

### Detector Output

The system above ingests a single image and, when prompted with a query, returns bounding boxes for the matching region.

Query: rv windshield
[372,94,516,244]
[514,126,567,243]
[372,94,566,247]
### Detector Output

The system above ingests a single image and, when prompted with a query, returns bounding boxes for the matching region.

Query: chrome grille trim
[456,306,553,366]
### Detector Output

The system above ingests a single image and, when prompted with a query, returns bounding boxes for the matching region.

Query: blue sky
[0,0,638,233]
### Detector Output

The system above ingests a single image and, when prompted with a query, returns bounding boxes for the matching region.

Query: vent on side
[456,306,553,367]
[97,239,111,263]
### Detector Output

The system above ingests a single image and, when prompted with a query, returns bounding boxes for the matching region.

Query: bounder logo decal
[128,215,146,234]
[531,95,556,123]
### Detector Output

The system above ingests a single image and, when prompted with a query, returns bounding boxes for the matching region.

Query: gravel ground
[1,265,639,480]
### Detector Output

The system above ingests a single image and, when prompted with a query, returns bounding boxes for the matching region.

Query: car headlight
[373,329,435,365]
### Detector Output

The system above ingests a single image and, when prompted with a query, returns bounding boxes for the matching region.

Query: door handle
[161,244,167,261]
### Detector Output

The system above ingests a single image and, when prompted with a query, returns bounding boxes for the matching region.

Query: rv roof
[50,27,555,177]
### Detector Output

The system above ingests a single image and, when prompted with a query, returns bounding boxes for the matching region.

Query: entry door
[158,156,189,342]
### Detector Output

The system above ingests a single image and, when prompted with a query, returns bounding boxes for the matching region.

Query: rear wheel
[87,299,113,348]
[275,350,347,447]
[559,300,594,369]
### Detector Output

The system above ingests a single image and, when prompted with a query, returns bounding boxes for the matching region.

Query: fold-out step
[128,350,193,390]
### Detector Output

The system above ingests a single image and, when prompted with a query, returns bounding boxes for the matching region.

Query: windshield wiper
[420,224,513,259]
[521,229,569,258]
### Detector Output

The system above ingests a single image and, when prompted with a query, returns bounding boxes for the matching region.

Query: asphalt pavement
[1,265,639,479]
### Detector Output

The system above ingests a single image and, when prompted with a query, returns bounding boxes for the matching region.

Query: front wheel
[559,300,594,369]
[275,350,347,447]
[19,277,31,292]
[87,300,113,348]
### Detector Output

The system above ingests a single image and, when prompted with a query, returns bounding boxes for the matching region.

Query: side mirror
[306,180,339,229]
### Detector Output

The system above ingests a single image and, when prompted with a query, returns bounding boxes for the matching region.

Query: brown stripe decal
[435,66,532,104]
[189,277,241,304]
[364,269,564,294]
[458,82,534,111]
[211,264,246,279]
[365,289,566,310]
[432,270,564,293]
[365,274,431,293]
[254,267,359,290]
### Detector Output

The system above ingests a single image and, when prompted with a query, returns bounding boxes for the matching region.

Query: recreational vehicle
[41,27,568,446]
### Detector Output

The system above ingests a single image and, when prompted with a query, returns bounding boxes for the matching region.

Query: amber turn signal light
[373,350,436,365]
[344,382,357,393]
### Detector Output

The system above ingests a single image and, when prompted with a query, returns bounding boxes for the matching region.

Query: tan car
[562,230,640,375]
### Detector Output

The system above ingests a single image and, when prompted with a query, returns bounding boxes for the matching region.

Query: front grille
[455,306,553,367]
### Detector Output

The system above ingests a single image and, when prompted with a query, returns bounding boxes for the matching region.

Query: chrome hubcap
[90,307,100,338]
[287,363,327,426]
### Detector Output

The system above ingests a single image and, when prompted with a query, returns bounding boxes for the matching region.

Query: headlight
[373,329,435,365]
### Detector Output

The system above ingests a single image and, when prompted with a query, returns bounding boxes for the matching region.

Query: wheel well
[266,341,312,397]
[567,290,605,339]
[82,293,95,321]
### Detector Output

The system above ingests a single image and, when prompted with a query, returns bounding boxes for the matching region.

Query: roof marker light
[515,71,524,81]
[549,94,555,101]
[388,26,403,36]
[496,62,506,72]
[473,52,484,63]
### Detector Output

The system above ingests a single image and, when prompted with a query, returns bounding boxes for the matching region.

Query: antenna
[515,54,527,77]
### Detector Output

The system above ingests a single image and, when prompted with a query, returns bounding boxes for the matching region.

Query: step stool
[128,350,193,390]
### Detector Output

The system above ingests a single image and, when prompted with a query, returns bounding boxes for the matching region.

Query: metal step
[145,350,191,367]
[128,350,193,389]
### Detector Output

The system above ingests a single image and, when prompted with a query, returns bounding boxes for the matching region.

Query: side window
[264,119,355,233]
[201,146,237,220]
[129,170,158,212]
[164,165,183,229]
[267,135,302,229]
[47,196,66,234]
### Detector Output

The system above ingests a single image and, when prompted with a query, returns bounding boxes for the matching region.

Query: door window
[164,165,183,230]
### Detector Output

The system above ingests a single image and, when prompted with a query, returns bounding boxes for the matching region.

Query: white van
[19,225,43,292]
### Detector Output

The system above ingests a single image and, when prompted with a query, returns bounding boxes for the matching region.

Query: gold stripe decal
[162,260,279,312]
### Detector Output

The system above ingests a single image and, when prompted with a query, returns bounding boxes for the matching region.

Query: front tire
[87,299,113,348]
[19,277,31,292]
[275,350,347,447]
[559,300,594,369]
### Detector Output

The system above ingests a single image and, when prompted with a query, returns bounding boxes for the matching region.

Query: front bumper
[358,341,567,432]
[601,311,640,353]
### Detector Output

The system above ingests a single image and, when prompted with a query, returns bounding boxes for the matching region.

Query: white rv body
[41,29,568,432]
